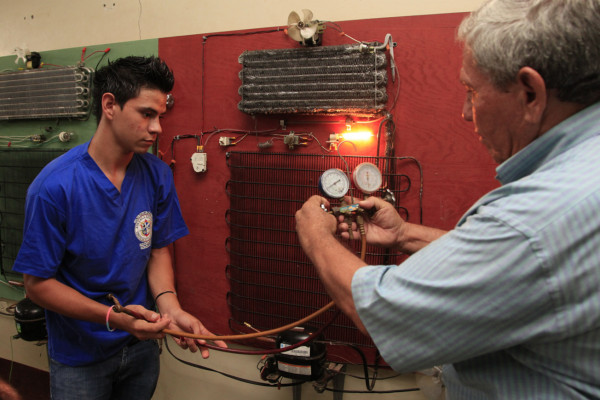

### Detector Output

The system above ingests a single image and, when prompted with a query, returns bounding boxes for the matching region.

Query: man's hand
[295,195,338,253]
[109,304,171,341]
[165,308,227,358]
[338,196,405,248]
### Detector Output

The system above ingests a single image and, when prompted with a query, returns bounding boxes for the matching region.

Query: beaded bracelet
[106,305,116,332]
[154,290,176,303]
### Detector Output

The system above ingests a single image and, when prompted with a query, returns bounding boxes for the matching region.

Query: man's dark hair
[91,56,174,124]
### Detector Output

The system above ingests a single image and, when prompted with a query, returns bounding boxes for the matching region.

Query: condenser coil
[0,66,93,120]
[238,44,388,116]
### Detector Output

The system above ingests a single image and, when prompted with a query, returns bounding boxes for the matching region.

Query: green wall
[0,39,158,300]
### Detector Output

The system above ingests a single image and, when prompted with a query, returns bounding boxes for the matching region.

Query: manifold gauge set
[318,162,382,198]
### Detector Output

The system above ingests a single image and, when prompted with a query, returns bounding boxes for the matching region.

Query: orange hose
[165,208,368,341]
[163,300,335,341]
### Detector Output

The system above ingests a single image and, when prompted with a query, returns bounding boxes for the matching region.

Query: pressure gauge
[318,168,350,199]
[352,162,382,194]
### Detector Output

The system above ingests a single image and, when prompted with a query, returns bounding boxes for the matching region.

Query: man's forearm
[300,233,368,334]
[147,246,180,313]
[23,274,108,325]
[398,223,447,254]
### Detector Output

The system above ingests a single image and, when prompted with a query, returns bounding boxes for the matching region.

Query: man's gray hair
[457,0,600,105]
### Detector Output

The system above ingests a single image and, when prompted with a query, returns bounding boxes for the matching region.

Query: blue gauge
[318,168,350,199]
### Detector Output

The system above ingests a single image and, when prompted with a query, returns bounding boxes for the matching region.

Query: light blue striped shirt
[352,102,600,399]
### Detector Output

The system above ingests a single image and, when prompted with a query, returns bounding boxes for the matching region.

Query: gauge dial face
[318,168,350,199]
[352,162,382,194]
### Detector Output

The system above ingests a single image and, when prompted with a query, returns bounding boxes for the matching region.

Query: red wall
[157,12,499,336]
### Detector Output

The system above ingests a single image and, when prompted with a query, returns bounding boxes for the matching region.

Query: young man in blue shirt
[13,56,224,399]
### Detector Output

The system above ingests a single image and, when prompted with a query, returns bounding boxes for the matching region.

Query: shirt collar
[496,101,600,185]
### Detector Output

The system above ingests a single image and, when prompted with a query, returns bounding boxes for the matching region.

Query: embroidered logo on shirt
[134,211,153,250]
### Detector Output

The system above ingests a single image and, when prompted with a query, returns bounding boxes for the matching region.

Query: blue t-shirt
[13,142,189,366]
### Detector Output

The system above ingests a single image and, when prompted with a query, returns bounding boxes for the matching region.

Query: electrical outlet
[191,152,207,173]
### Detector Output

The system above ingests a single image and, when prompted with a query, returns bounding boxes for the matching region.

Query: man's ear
[101,93,117,120]
[517,67,547,124]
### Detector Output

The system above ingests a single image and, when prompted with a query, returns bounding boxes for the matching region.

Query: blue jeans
[49,339,160,400]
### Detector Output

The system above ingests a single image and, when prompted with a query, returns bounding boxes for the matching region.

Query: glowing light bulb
[340,130,373,141]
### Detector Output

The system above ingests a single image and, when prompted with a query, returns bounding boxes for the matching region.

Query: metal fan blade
[288,11,301,26]
[287,26,304,42]
[301,9,313,23]
[300,24,318,39]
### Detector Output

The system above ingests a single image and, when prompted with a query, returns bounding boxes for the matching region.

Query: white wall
[1,0,484,57]
[1,1,484,399]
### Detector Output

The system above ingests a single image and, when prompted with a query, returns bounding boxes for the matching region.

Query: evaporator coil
[0,66,93,120]
[238,44,388,116]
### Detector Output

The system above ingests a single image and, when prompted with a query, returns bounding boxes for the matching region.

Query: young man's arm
[23,274,168,338]
[147,246,227,356]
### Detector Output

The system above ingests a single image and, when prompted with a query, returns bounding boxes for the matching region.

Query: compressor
[14,297,47,341]
[261,326,326,382]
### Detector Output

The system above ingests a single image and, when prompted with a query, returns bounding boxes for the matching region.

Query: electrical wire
[94,51,110,70]
[168,134,201,168]
[320,21,362,45]
[82,49,110,62]
[0,135,31,142]
[0,133,67,148]
[40,63,65,68]
[315,338,388,392]
[319,341,419,394]
[343,344,380,391]
[336,140,357,178]
[0,303,15,317]
[202,128,279,148]
[166,127,332,160]
[137,0,143,40]
[8,336,15,385]
[375,114,392,160]
[307,133,331,153]
[163,335,301,388]
[201,28,282,133]
[164,312,420,393]
[323,387,420,395]
[340,368,403,382]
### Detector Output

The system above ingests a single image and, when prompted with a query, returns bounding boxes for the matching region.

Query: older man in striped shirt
[296,0,600,398]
